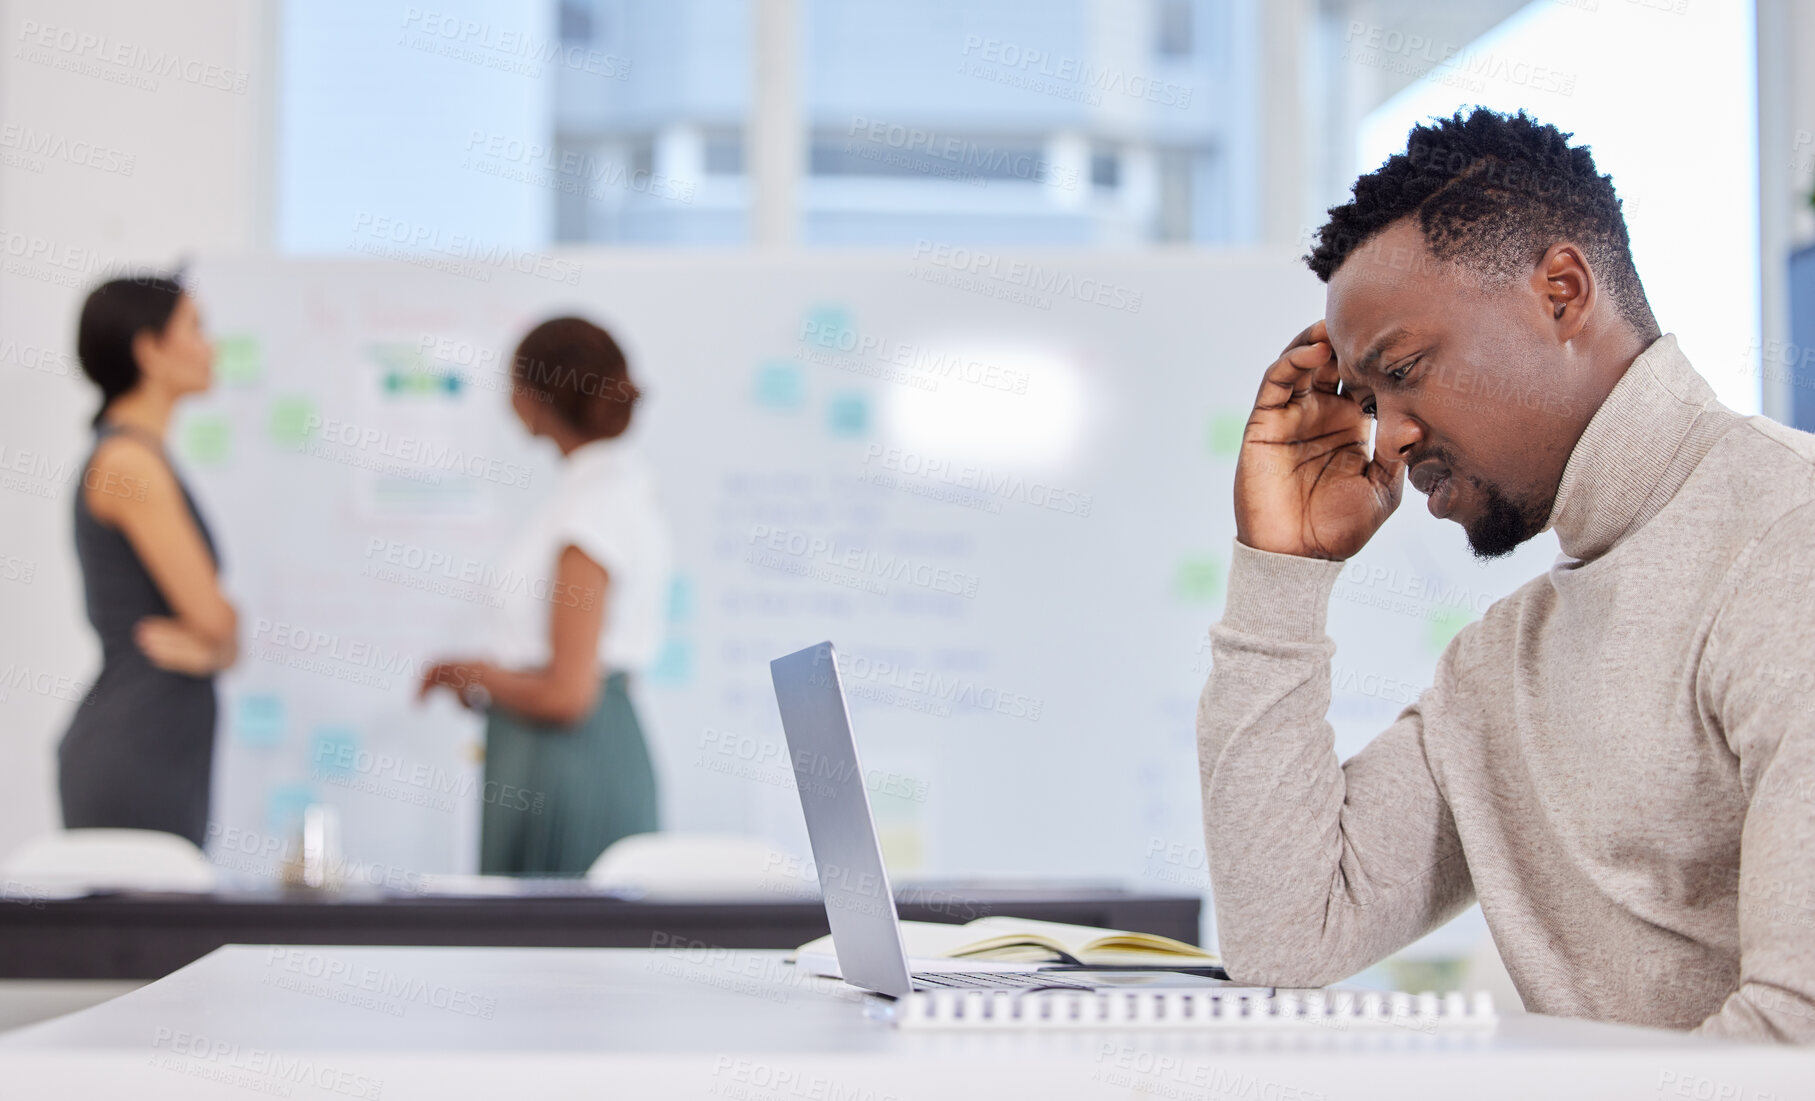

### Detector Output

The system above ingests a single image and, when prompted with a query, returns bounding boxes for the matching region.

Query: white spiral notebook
[870,987,1498,1031]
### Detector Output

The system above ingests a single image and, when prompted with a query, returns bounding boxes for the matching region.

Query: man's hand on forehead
[1279,319,1348,395]
[1230,317,1405,561]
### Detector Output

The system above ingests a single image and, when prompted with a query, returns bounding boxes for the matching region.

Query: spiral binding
[881,988,1498,1030]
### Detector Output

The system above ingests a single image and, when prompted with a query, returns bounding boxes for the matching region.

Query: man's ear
[1533,242,1593,343]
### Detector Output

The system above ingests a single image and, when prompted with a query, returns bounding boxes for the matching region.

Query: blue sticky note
[646,639,693,686]
[235,694,285,746]
[264,782,317,838]
[803,305,854,348]
[827,392,869,436]
[307,726,359,777]
[666,576,693,623]
[754,361,804,409]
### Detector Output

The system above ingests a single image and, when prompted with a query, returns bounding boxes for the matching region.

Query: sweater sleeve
[1197,539,1475,987]
[1694,501,1815,1043]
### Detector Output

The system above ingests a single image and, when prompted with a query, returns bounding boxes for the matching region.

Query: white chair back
[1,828,217,896]
[588,832,807,898]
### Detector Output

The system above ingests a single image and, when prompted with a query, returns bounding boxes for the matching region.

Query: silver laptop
[770,640,1242,997]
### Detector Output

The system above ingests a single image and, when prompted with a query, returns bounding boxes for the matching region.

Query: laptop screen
[770,641,914,997]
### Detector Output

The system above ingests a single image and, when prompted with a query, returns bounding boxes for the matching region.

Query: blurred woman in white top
[419,316,671,875]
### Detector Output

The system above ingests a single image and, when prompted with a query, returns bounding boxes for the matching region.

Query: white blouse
[488,437,672,675]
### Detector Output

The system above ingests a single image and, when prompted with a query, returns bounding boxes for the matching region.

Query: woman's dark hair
[510,316,642,440]
[76,275,185,426]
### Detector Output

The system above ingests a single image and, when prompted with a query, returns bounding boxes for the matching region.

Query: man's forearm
[1198,541,1472,987]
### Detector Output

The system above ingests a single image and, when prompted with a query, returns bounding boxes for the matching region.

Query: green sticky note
[182,414,231,465]
[216,334,262,385]
[1207,411,1246,458]
[1425,606,1474,654]
[268,396,315,446]
[1175,555,1223,602]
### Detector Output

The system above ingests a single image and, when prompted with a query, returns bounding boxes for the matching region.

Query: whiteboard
[179,249,1559,904]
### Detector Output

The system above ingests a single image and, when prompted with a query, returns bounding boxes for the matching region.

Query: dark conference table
[0,882,1202,980]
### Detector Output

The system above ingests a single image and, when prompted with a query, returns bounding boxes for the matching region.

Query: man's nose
[1374,404,1424,460]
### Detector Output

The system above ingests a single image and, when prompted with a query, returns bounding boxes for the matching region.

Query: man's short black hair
[1307,107,1658,341]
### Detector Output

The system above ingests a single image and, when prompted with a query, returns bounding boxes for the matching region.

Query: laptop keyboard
[912,971,1097,991]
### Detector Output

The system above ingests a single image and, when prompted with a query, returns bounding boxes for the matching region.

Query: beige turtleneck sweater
[1197,334,1815,1042]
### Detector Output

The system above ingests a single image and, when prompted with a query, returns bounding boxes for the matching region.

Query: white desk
[0,945,1809,1100]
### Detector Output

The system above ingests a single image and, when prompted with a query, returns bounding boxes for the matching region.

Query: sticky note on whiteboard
[1207,411,1246,458]
[1425,606,1474,655]
[264,782,316,838]
[647,639,693,685]
[216,334,262,385]
[827,392,869,436]
[666,576,693,623]
[181,414,231,466]
[234,693,286,746]
[1174,555,1224,603]
[267,396,315,446]
[803,305,854,345]
[754,361,804,409]
[307,725,359,777]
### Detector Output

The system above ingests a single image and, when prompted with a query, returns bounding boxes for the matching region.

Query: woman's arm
[420,544,609,726]
[87,435,238,674]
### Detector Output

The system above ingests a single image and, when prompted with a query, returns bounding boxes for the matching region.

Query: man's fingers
[1255,341,1332,406]
[1276,320,1329,358]
[1276,323,1318,358]
[1369,448,1407,496]
[1311,353,1343,396]
[1257,320,1335,407]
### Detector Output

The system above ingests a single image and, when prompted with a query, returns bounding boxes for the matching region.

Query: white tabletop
[1,945,1809,1100]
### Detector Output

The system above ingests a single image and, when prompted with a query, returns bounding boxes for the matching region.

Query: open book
[793,916,1221,975]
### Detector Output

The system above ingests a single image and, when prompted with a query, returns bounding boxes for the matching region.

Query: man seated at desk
[1197,107,1815,1042]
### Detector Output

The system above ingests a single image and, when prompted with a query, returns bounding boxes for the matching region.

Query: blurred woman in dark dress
[59,275,237,847]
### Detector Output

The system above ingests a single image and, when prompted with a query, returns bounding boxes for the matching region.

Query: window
[559,0,595,44]
[812,131,1050,184]
[704,132,744,176]
[1090,149,1121,190]
[1155,0,1193,58]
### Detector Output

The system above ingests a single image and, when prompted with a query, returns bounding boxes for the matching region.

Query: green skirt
[479,671,659,876]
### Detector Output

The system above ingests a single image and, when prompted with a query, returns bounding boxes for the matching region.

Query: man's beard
[1464,479,1551,560]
